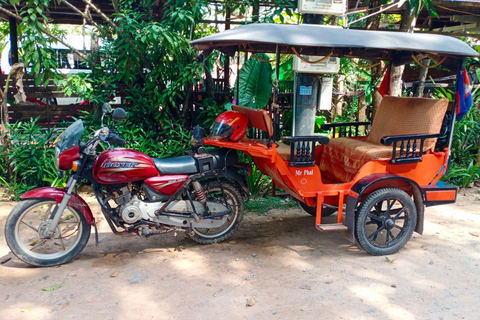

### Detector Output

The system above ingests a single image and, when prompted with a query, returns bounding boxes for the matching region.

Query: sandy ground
[0,190,479,320]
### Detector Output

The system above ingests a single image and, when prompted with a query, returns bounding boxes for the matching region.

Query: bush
[0,118,65,199]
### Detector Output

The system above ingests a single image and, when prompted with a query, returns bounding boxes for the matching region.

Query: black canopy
[191,23,479,60]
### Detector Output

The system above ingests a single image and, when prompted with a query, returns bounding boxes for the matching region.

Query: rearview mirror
[102,103,112,114]
[112,108,128,122]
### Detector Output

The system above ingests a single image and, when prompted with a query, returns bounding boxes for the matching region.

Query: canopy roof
[191,23,479,60]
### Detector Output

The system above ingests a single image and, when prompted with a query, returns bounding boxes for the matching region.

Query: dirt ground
[0,189,479,320]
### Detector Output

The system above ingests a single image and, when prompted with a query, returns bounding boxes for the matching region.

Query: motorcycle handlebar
[106,134,126,146]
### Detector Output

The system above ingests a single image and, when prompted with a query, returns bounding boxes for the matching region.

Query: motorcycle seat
[153,156,199,175]
[152,148,238,175]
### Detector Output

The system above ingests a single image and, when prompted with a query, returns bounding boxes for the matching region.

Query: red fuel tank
[93,149,159,184]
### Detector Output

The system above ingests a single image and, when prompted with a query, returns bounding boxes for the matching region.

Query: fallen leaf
[42,284,62,291]
[110,270,119,278]
[246,295,256,307]
[1,257,12,265]
[61,302,70,309]
[469,232,479,237]
[29,240,39,246]
[21,309,32,312]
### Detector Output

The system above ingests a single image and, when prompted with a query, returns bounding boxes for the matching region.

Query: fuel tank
[93,149,159,184]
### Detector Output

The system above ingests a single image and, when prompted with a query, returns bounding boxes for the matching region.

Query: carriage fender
[21,187,95,225]
[344,174,425,244]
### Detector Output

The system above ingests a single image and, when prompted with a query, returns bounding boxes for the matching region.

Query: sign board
[298,0,346,16]
[293,55,340,74]
[318,77,333,111]
[299,86,312,95]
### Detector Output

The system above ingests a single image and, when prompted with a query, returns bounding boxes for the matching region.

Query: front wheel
[188,180,245,245]
[5,199,91,267]
[355,188,417,256]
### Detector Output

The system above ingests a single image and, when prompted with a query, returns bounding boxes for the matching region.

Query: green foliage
[439,86,480,187]
[244,156,272,198]
[246,197,299,214]
[234,54,273,109]
[0,118,66,199]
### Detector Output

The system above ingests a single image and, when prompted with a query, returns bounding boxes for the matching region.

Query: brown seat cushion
[320,137,393,182]
[320,96,449,183]
[365,96,448,151]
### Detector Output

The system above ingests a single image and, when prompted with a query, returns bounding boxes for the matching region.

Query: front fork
[42,177,77,238]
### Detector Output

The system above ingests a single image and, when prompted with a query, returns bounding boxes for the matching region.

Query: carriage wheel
[355,188,417,256]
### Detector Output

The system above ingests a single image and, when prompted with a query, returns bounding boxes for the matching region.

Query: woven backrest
[232,105,274,137]
[365,96,449,151]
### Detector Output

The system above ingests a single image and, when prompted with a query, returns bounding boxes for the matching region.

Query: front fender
[21,187,94,225]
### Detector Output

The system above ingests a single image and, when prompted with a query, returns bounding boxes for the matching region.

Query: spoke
[58,229,66,251]
[395,216,406,220]
[367,226,385,240]
[374,201,383,214]
[386,198,394,215]
[394,224,404,231]
[386,229,390,243]
[393,207,406,220]
[387,229,395,243]
[367,213,383,222]
[20,221,38,232]
[58,221,80,224]
[29,239,47,252]
[366,220,377,225]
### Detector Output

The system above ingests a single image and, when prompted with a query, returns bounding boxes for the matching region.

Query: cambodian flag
[455,70,473,121]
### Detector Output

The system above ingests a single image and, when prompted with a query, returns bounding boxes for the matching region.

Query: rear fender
[21,187,94,225]
[345,174,425,244]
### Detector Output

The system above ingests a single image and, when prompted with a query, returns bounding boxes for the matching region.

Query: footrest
[316,223,348,232]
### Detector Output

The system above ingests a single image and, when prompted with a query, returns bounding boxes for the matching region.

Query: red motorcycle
[4,106,249,266]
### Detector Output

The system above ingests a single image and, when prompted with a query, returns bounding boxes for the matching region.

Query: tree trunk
[415,59,430,97]
[390,9,418,96]
[358,94,367,135]
[333,74,344,119]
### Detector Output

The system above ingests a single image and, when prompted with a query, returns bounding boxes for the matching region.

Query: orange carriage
[191,24,479,255]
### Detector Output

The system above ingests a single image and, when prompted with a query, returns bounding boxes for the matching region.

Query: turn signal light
[72,160,81,172]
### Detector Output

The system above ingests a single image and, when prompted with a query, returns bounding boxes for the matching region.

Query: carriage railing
[381,133,440,164]
[321,121,371,138]
[283,136,330,167]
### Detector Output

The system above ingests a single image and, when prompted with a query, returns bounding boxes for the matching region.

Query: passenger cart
[191,24,479,255]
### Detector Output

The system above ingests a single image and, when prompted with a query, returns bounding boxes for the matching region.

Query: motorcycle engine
[120,198,143,224]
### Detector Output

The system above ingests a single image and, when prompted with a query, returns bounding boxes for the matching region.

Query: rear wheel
[299,202,336,217]
[355,188,417,256]
[5,199,91,267]
[188,180,245,245]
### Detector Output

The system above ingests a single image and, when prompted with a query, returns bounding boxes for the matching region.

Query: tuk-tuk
[191,23,479,255]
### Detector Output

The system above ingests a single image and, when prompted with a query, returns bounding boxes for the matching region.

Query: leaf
[61,302,70,309]
[21,308,32,313]
[110,270,119,277]
[246,295,257,307]
[42,284,62,291]
[470,232,479,237]
[234,54,273,109]
[422,0,438,18]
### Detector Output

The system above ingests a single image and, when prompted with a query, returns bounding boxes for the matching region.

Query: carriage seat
[231,105,291,160]
[320,96,449,183]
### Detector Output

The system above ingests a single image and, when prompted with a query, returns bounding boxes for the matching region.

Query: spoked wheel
[5,199,91,267]
[299,202,336,217]
[188,180,245,245]
[355,188,417,256]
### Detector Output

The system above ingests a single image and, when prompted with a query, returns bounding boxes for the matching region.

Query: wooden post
[224,7,230,91]
[9,16,19,65]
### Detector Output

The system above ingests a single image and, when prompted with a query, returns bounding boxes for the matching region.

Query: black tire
[5,199,91,267]
[355,188,417,256]
[299,202,337,217]
[188,180,245,245]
